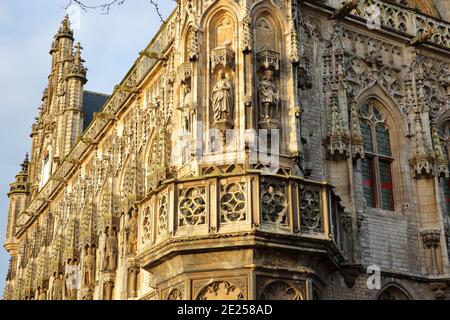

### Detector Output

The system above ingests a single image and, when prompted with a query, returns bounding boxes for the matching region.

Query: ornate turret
[26,15,88,196]
[5,154,31,253]
[64,42,87,155]
[55,15,74,41]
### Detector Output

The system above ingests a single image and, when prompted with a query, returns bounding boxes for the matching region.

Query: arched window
[360,101,394,211]
[378,285,410,300]
[440,122,450,217]
[39,145,52,189]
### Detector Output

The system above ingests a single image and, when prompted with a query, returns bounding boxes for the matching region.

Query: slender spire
[20,153,30,174]
[56,15,74,40]
[68,42,87,83]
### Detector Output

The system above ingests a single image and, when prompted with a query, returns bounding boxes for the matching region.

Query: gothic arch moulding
[200,0,240,36]
[377,283,412,300]
[195,280,246,300]
[356,89,410,212]
[252,10,285,55]
[259,280,305,300]
[437,108,450,128]
[355,83,408,135]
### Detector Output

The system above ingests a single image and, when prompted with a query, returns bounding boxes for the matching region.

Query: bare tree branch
[65,0,166,22]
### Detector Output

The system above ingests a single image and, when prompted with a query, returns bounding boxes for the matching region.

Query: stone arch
[167,288,183,300]
[250,1,288,54]
[196,280,245,300]
[143,128,163,192]
[200,0,240,35]
[254,17,280,53]
[39,142,53,189]
[259,280,304,300]
[377,283,412,300]
[437,108,450,129]
[355,82,408,133]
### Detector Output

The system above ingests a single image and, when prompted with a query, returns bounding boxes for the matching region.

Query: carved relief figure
[255,17,276,52]
[83,246,95,286]
[212,70,233,123]
[127,209,138,254]
[216,16,233,47]
[259,69,279,120]
[103,228,118,272]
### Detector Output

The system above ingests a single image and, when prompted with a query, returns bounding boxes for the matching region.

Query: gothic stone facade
[3,0,450,300]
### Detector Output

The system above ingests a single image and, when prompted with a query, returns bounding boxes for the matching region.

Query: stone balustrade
[320,0,450,49]
[138,172,343,255]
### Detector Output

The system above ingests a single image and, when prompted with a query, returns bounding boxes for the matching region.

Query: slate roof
[82,90,109,131]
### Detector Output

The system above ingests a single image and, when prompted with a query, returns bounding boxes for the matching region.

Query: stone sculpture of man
[258,69,279,120]
[52,272,64,300]
[103,229,118,272]
[127,210,138,255]
[211,70,233,122]
[182,85,192,133]
[83,247,95,286]
[38,287,47,300]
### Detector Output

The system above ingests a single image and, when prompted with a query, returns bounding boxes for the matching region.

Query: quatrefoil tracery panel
[158,194,168,236]
[178,187,207,226]
[142,206,153,245]
[220,182,246,223]
[299,187,322,232]
[261,182,288,226]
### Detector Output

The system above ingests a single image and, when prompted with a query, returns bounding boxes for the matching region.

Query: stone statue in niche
[102,228,118,272]
[127,209,138,254]
[212,70,233,123]
[51,272,64,300]
[259,69,279,120]
[65,258,80,300]
[182,84,193,132]
[83,246,95,286]
[38,287,47,300]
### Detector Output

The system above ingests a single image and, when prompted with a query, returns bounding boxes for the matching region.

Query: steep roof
[82,90,109,131]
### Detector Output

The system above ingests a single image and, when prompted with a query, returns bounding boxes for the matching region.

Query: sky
[0,0,175,295]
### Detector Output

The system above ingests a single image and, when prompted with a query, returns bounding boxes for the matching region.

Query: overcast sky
[0,0,175,294]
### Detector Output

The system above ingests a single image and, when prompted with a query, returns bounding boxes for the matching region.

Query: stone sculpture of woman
[103,229,118,272]
[127,210,138,255]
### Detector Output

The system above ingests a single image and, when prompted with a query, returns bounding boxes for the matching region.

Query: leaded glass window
[360,101,394,211]
[440,122,450,217]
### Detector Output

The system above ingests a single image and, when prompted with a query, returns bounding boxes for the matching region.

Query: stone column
[128,267,139,299]
[104,280,115,301]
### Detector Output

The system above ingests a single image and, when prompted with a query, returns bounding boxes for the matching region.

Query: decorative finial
[74,42,84,64]
[56,15,74,40]
[20,153,30,173]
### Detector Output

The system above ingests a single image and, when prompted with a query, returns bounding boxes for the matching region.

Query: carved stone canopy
[178,62,192,84]
[211,46,235,73]
[256,50,281,72]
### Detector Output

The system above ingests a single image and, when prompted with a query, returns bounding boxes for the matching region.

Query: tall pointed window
[440,122,450,216]
[360,101,394,211]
